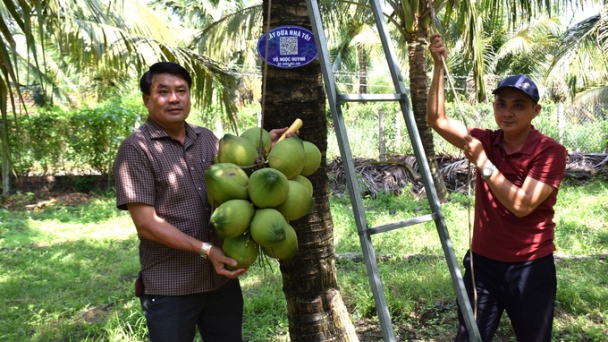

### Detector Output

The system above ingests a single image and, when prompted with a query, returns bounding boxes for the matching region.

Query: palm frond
[573,86,608,104]
[485,0,591,27]
[546,8,608,100]
[190,3,263,69]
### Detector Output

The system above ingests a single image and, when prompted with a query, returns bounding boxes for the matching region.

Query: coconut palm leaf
[187,2,262,67]
[573,86,608,104]
[491,16,562,80]
[0,0,242,195]
[546,6,608,101]
[2,0,238,110]
[485,0,591,27]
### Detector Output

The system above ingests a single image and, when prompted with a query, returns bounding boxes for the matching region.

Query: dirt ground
[1,190,98,210]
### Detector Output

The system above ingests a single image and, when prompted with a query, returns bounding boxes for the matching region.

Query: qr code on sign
[280,37,298,55]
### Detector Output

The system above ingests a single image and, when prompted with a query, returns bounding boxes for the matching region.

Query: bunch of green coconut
[204,124,321,270]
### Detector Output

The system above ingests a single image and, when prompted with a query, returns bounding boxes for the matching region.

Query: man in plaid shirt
[114,62,290,342]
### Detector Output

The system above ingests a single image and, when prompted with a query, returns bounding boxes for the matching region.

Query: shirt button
[198,187,202,191]
[502,157,505,161]
[190,167,194,170]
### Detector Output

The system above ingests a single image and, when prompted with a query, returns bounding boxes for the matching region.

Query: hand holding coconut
[269,122,300,147]
[205,244,249,278]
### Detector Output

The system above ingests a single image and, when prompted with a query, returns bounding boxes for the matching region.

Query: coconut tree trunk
[406,1,449,201]
[261,1,358,341]
[0,113,10,198]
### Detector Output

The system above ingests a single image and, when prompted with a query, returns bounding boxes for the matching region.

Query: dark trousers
[140,279,243,342]
[455,252,556,342]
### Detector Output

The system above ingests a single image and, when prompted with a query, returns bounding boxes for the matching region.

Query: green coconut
[301,141,322,176]
[262,223,298,260]
[274,180,314,221]
[241,127,272,157]
[292,175,313,195]
[248,168,289,208]
[222,233,259,270]
[249,208,287,247]
[210,200,255,238]
[217,133,258,167]
[267,136,305,179]
[204,163,249,206]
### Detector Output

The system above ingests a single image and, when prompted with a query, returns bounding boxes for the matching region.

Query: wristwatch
[200,242,213,259]
[481,162,496,180]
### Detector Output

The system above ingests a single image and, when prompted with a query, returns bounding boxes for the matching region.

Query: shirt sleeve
[528,142,567,189]
[114,140,156,210]
[469,127,489,141]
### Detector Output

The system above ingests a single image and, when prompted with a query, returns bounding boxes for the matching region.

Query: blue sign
[257,25,318,69]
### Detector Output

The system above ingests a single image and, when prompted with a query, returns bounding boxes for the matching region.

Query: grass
[0,177,607,341]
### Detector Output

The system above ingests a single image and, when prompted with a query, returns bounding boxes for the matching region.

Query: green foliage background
[7,97,143,176]
[4,98,607,179]
[327,101,608,161]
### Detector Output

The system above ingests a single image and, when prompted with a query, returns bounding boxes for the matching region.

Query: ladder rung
[339,94,404,102]
[365,213,438,235]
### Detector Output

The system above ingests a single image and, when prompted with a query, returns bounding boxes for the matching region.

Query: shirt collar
[492,125,541,155]
[145,117,201,141]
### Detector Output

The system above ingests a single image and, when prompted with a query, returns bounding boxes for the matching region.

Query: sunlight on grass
[554,179,608,255]
[240,262,290,341]
[331,191,474,258]
[1,178,606,341]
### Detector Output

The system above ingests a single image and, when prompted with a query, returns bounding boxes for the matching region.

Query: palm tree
[326,4,380,95]
[545,3,608,103]
[427,0,602,97]
[381,0,472,201]
[0,0,239,196]
[259,0,358,340]
[378,0,602,201]
[439,1,607,123]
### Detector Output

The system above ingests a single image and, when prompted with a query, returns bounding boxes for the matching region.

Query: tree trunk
[261,1,358,341]
[1,117,10,198]
[407,27,449,201]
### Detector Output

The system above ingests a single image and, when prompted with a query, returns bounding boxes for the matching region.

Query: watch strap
[481,163,496,180]
[200,242,213,259]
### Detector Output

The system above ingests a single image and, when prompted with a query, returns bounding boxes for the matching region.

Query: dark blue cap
[492,74,540,103]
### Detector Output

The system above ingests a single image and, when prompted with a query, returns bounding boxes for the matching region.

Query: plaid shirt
[114,118,228,295]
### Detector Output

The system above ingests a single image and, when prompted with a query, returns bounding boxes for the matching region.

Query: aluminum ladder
[305,0,481,340]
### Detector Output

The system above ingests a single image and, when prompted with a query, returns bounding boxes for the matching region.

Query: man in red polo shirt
[427,34,567,342]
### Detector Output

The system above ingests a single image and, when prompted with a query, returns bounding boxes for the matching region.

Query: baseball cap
[492,74,540,103]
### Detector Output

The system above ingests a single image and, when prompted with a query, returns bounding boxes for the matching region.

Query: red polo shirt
[470,127,567,262]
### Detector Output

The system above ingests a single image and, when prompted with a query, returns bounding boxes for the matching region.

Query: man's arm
[428,34,556,218]
[427,34,469,149]
[484,169,555,218]
[463,137,556,217]
[127,203,246,278]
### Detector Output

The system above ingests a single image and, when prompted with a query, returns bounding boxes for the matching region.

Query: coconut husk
[327,155,420,197]
[327,153,608,197]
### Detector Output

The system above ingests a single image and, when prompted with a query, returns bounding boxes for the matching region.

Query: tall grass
[0,178,607,341]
